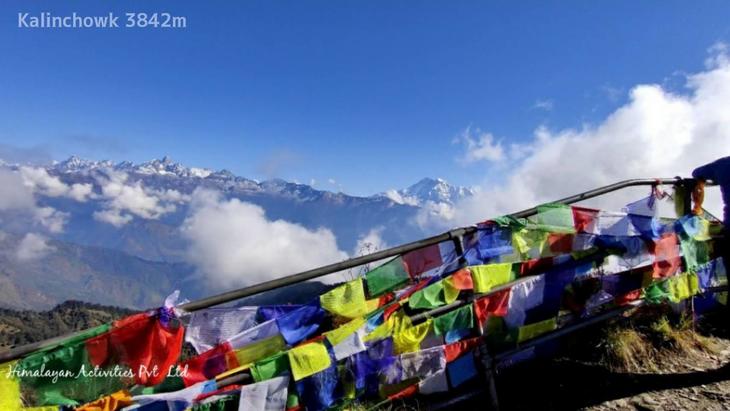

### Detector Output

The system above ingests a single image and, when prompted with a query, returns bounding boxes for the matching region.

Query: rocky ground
[495,308,730,411]
[585,337,730,411]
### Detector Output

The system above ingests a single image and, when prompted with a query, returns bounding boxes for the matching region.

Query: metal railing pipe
[0,177,709,362]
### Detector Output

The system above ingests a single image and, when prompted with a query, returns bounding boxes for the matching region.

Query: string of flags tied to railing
[0,192,726,411]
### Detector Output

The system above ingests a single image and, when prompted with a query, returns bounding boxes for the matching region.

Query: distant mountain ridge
[8,155,474,259]
[0,231,201,310]
[0,155,473,310]
[0,300,134,350]
[46,155,474,204]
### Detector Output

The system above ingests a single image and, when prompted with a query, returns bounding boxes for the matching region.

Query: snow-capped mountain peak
[51,155,214,179]
[382,177,474,206]
[55,155,112,173]
[46,156,472,207]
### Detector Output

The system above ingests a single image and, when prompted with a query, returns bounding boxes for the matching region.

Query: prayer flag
[185,307,258,354]
[238,376,289,411]
[319,279,369,319]
[433,304,474,336]
[470,263,515,294]
[446,351,477,388]
[393,319,433,354]
[275,302,325,346]
[651,233,681,279]
[535,203,576,233]
[400,346,446,380]
[365,257,410,297]
[251,352,290,382]
[0,361,21,411]
[287,342,332,381]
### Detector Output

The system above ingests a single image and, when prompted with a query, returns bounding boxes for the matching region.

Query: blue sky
[1,1,729,195]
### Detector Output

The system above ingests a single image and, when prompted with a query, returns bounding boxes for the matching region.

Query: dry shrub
[601,325,658,372]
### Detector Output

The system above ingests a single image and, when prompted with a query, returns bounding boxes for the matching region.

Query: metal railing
[0,177,713,364]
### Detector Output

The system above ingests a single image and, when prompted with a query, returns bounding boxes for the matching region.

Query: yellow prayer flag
[364,310,412,342]
[517,318,557,343]
[470,263,514,293]
[669,272,700,303]
[76,389,133,411]
[512,229,548,260]
[320,278,370,319]
[233,334,288,368]
[0,361,21,411]
[365,298,381,313]
[287,341,332,381]
[442,278,461,305]
[324,317,366,346]
[393,319,433,354]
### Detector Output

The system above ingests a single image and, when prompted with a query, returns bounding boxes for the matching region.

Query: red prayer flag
[444,337,481,363]
[615,289,642,305]
[402,244,443,278]
[86,313,185,386]
[474,289,510,328]
[449,268,474,290]
[547,233,574,254]
[398,278,433,301]
[378,292,395,307]
[520,257,554,277]
[387,384,419,400]
[383,302,402,321]
[572,206,599,233]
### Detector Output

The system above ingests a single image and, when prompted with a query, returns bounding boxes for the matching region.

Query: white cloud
[533,99,554,111]
[93,209,133,227]
[353,227,388,257]
[19,166,92,201]
[34,206,69,234]
[181,189,348,289]
[456,126,505,164]
[93,170,188,227]
[0,168,36,210]
[382,189,419,206]
[15,233,54,262]
[425,44,730,230]
[0,168,69,232]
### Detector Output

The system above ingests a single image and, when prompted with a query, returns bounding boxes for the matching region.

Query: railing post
[682,178,695,216]
[477,339,500,411]
[452,233,467,267]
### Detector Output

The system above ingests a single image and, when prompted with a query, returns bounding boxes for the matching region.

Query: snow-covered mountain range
[50,155,473,206]
[0,156,473,309]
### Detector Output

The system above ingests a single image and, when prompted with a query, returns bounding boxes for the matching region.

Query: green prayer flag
[408,280,448,310]
[535,203,576,233]
[365,257,410,297]
[191,395,238,411]
[433,304,474,335]
[251,352,290,382]
[17,324,127,406]
[131,376,185,396]
[287,392,300,408]
[643,280,670,304]
[680,236,710,273]
[491,215,528,229]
